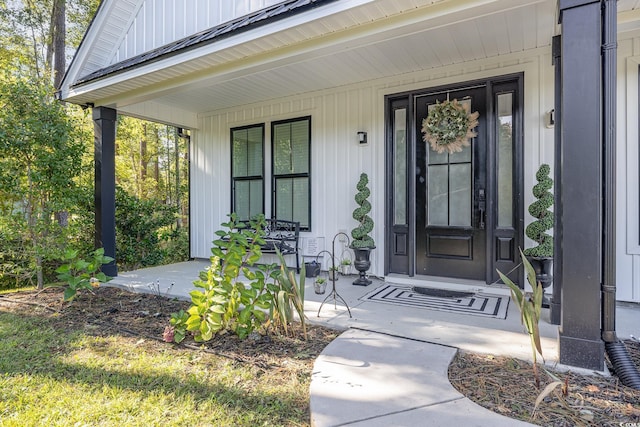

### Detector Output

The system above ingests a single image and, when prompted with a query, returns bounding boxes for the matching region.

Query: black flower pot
[351,247,374,286]
[526,256,553,308]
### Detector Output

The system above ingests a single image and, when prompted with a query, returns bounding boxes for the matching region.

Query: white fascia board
[61,0,523,104]
[61,0,375,101]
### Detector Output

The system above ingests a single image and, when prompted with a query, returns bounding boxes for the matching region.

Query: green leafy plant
[268,250,307,339]
[523,164,554,258]
[169,214,310,343]
[340,258,352,266]
[497,249,544,387]
[351,173,375,249]
[171,214,276,341]
[55,248,114,301]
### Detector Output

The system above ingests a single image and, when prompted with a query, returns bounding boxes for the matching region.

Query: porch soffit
[61,0,561,117]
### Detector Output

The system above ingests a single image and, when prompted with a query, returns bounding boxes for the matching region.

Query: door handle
[478,188,486,230]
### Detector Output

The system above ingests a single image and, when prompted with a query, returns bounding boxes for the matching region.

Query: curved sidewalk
[310,328,535,427]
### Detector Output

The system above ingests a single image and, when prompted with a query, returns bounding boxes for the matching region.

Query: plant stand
[317,232,352,318]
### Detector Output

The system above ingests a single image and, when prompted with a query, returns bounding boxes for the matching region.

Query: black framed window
[231,124,264,221]
[272,116,311,230]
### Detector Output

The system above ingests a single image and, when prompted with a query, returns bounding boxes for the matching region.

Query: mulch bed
[449,343,640,426]
[0,286,339,370]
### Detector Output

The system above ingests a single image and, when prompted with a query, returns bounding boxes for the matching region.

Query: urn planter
[352,247,374,286]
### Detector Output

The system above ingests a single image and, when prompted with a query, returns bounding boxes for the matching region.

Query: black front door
[385,75,523,284]
[416,86,487,280]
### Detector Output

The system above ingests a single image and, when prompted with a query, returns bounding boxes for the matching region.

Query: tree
[0,77,84,288]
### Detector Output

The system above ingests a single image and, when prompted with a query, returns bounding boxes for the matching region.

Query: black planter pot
[351,246,374,286]
[526,256,553,308]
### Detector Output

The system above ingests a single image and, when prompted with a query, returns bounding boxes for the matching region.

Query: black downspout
[601,0,640,390]
[551,35,562,325]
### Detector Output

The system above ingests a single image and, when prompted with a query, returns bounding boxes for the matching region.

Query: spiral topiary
[523,164,554,258]
[351,173,375,249]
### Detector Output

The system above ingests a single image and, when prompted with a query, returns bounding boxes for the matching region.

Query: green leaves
[169,214,307,343]
[351,173,375,248]
[497,249,545,386]
[55,248,114,301]
[524,164,554,257]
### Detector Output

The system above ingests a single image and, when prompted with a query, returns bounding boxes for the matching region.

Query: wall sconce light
[357,131,368,145]
[545,109,555,129]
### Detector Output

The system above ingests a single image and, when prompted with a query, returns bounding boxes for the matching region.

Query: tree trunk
[52,0,66,89]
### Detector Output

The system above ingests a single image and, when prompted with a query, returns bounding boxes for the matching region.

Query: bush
[115,187,182,271]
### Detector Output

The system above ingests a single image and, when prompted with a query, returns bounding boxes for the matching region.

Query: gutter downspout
[601,0,640,389]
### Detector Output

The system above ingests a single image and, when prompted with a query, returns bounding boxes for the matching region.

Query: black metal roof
[74,0,338,87]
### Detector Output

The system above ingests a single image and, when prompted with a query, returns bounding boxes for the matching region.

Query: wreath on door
[421,99,479,154]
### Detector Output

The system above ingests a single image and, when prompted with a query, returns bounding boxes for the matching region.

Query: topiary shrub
[523,164,554,258]
[350,173,375,249]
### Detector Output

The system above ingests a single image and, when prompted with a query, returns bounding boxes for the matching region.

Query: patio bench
[220,218,301,273]
[259,218,301,273]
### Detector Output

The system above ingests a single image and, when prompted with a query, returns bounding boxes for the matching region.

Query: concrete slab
[310,329,536,427]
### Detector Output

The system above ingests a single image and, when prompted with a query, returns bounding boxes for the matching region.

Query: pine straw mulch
[1,285,639,426]
[0,285,340,371]
[448,344,640,427]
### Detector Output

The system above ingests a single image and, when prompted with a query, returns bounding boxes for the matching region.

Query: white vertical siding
[114,0,283,64]
[189,48,559,282]
[616,32,640,302]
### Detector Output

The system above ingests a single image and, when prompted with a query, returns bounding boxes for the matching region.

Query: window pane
[247,127,263,176]
[428,165,448,226]
[497,93,513,227]
[233,179,263,220]
[234,181,250,219]
[272,117,311,229]
[231,125,264,219]
[232,129,248,177]
[449,163,471,226]
[293,177,309,227]
[232,126,263,178]
[249,180,263,218]
[274,177,309,229]
[394,108,407,225]
[291,121,309,173]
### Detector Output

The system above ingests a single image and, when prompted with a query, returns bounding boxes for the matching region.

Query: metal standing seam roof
[73,0,339,87]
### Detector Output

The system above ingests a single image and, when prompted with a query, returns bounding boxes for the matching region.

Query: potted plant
[314,277,327,295]
[350,173,375,286]
[523,164,554,306]
[328,266,339,281]
[339,258,352,275]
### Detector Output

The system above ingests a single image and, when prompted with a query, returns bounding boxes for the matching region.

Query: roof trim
[73,0,339,88]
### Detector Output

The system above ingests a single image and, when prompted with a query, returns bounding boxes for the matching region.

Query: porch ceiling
[65,0,615,121]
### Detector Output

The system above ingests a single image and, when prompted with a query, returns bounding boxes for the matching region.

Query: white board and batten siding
[615,30,640,302]
[189,47,558,283]
[113,0,284,64]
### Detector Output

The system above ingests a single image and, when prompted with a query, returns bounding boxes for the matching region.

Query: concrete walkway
[110,260,639,427]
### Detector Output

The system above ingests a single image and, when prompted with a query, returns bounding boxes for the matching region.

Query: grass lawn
[0,287,337,427]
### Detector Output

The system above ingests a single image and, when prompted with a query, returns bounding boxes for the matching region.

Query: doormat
[360,283,509,319]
